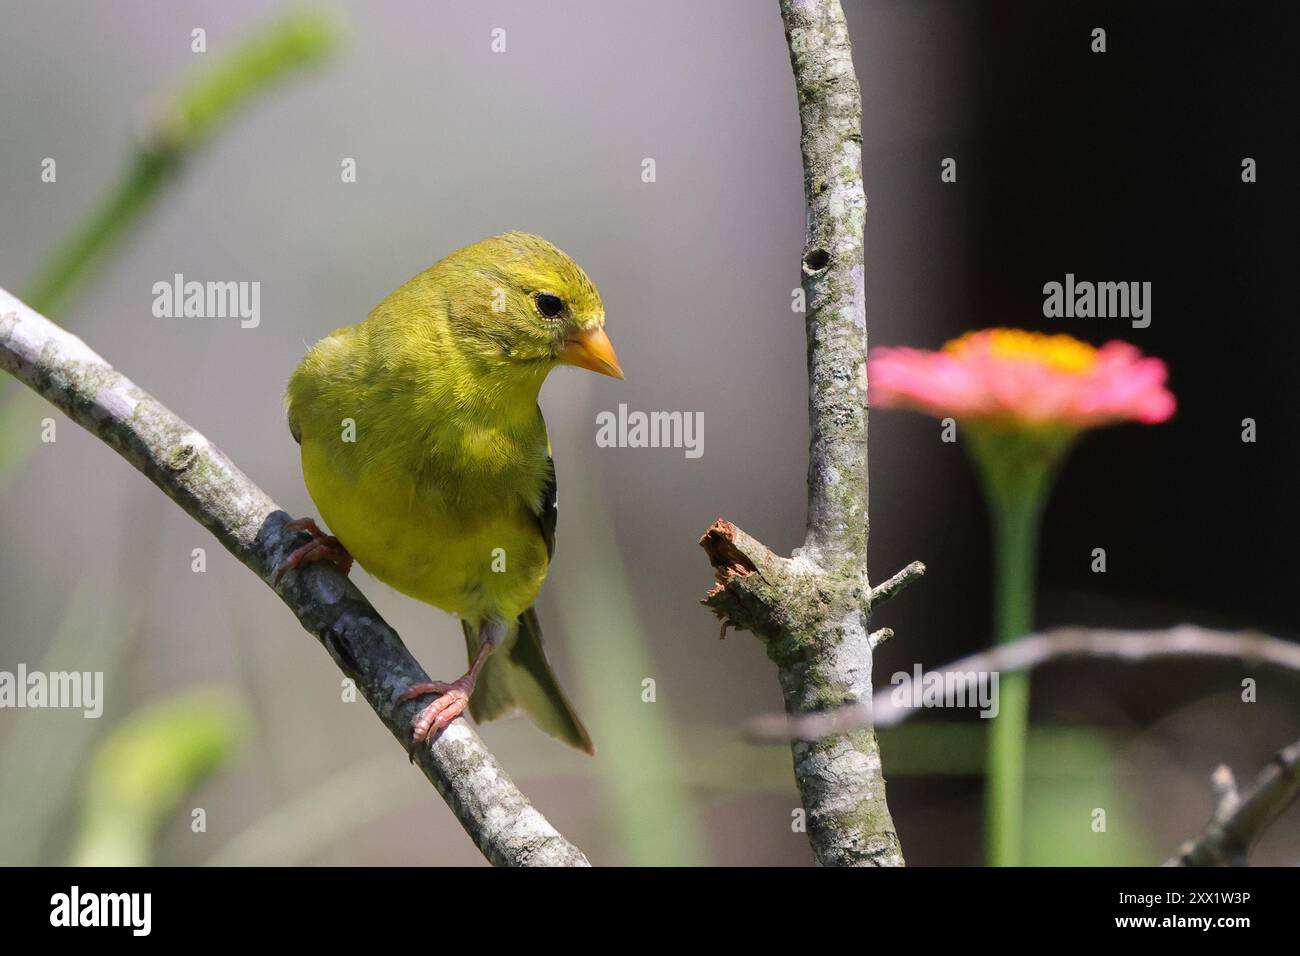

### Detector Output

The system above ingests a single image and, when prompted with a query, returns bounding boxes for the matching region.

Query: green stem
[985,490,1043,866]
[966,425,1072,867]
[551,462,705,865]
[21,8,344,319]
[3,9,344,492]
[22,154,173,317]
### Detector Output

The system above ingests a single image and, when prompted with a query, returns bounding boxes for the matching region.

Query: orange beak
[557,325,624,379]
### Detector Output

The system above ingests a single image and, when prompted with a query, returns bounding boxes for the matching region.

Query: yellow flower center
[944,328,1098,374]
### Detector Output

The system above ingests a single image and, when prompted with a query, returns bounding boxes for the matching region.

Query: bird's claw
[274,517,353,583]
[399,678,475,756]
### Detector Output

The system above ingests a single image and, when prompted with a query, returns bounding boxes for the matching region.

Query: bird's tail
[463,609,595,755]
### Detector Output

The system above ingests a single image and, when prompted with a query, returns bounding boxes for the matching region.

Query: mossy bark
[697,1,910,866]
[702,517,905,866]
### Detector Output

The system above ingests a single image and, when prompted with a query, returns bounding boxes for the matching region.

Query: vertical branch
[785,0,869,568]
[698,0,920,867]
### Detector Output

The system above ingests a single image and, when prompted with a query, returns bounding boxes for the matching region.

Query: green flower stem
[986,489,1043,866]
[966,425,1073,867]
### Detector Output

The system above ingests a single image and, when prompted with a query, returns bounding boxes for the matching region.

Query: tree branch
[744,622,1300,862]
[869,561,926,609]
[696,0,916,866]
[748,625,1300,741]
[0,287,588,867]
[1168,736,1300,866]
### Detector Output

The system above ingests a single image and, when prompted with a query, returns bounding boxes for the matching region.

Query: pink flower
[869,328,1174,430]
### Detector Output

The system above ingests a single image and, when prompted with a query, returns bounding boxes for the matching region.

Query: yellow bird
[281,232,622,754]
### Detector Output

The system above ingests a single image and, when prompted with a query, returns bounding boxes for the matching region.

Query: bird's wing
[536,451,558,560]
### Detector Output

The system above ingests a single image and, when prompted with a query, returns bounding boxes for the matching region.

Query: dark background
[865,0,1299,863]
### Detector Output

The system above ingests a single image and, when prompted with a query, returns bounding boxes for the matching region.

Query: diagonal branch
[1168,737,1300,866]
[0,287,588,867]
[696,0,919,867]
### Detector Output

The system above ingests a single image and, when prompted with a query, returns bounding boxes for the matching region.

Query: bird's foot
[398,676,476,757]
[274,517,353,583]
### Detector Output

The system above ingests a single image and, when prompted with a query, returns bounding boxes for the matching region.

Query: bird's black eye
[534,293,563,318]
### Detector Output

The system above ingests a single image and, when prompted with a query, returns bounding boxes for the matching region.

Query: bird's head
[432,231,623,381]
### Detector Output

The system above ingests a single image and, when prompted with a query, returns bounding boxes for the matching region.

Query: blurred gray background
[1,0,1295,866]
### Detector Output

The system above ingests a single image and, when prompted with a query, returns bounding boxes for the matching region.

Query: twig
[1168,737,1300,866]
[748,625,1300,741]
[696,0,918,867]
[869,561,926,609]
[0,288,588,867]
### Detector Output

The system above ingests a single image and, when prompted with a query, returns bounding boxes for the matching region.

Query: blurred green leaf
[70,688,249,866]
[22,7,346,317]
[550,472,705,865]
[1024,772,1155,866]
[884,721,1155,864]
[0,575,138,865]
[879,721,1126,777]
[2,7,347,493]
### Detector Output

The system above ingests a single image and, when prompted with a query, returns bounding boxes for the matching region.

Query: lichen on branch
[691,0,920,867]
